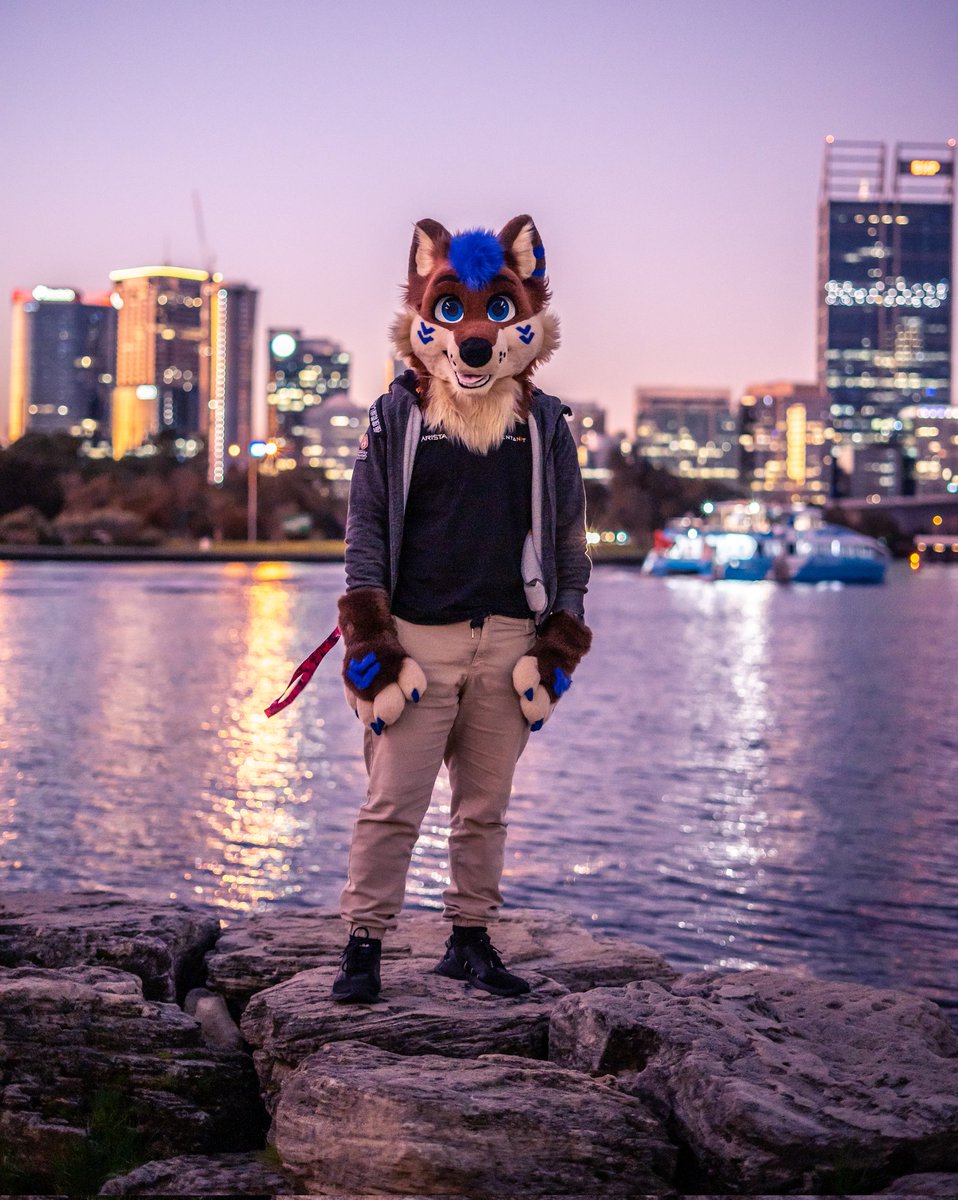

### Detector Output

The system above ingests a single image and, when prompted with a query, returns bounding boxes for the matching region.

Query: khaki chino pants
[340,615,537,937]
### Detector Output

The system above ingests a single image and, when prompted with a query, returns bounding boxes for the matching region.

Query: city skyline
[1,0,956,436]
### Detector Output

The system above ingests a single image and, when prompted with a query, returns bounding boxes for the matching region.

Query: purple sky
[1,1,955,436]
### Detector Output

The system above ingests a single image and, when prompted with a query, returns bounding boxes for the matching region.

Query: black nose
[459,337,493,368]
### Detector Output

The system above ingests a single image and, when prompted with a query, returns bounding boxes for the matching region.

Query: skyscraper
[8,286,116,446]
[738,381,829,502]
[634,386,738,480]
[818,139,954,497]
[266,330,351,463]
[206,280,258,484]
[109,265,210,458]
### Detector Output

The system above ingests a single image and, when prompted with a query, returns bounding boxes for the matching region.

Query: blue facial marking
[516,324,535,345]
[417,320,436,345]
[448,229,504,291]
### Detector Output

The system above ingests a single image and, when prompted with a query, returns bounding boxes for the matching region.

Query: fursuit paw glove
[338,588,427,735]
[512,611,592,732]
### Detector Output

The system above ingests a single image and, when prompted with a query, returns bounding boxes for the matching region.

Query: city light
[909,159,942,176]
[31,285,76,302]
[108,265,209,282]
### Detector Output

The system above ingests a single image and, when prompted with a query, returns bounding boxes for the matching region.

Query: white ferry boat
[642,502,889,584]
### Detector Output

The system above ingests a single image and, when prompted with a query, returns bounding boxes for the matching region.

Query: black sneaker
[434,930,531,998]
[331,927,382,1004]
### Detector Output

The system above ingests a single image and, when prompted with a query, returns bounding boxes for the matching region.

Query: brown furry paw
[338,589,427,732]
[512,612,592,727]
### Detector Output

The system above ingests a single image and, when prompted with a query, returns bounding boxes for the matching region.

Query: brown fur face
[390,215,560,453]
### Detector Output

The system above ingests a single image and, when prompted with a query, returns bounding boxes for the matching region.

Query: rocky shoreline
[1,891,956,1197]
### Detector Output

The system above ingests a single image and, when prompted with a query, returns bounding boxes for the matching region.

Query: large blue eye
[486,294,516,322]
[434,295,464,323]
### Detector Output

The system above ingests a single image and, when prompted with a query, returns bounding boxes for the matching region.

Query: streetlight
[247,440,278,542]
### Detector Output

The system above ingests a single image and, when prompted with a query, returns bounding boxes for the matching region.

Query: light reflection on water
[0,560,956,1016]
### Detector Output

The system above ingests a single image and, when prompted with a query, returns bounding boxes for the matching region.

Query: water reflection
[0,562,956,1016]
[197,562,312,912]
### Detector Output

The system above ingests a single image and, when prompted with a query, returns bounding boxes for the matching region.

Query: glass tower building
[206,280,258,484]
[109,266,210,458]
[634,386,738,481]
[266,330,351,464]
[8,287,116,447]
[818,139,954,496]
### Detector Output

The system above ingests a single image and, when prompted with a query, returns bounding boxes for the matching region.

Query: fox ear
[409,219,452,278]
[498,215,546,281]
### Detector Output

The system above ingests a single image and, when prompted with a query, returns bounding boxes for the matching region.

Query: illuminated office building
[738,381,829,502]
[8,287,116,446]
[565,401,614,475]
[109,265,210,458]
[267,330,351,463]
[298,396,366,496]
[206,280,258,483]
[634,386,738,480]
[818,139,954,496]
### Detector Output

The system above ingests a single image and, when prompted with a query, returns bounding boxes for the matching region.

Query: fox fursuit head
[391,214,560,453]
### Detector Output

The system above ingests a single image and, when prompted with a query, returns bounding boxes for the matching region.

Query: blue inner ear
[448,230,504,291]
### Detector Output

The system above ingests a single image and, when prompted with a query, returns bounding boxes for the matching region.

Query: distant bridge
[829,493,958,537]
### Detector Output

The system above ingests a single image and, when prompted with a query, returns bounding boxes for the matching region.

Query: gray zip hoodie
[344,372,591,622]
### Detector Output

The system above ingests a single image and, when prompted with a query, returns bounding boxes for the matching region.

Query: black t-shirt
[391,422,533,624]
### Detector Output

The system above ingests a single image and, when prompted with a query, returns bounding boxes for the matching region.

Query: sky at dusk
[1,0,955,436]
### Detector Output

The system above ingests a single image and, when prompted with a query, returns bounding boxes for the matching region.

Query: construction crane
[192,190,216,276]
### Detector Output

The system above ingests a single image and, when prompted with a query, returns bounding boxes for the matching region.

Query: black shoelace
[464,932,505,970]
[342,928,377,972]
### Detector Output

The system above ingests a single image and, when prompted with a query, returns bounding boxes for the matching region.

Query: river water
[1,559,956,1016]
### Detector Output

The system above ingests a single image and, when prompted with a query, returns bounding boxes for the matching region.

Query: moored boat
[643,503,889,584]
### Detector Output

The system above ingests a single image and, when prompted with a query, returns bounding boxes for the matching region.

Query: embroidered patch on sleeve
[355,431,369,462]
[368,401,383,434]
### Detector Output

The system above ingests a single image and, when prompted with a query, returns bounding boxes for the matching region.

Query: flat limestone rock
[272,1040,677,1196]
[207,906,675,1011]
[0,964,265,1190]
[549,970,958,1195]
[241,960,568,1104]
[0,890,219,1001]
[98,1150,290,1195]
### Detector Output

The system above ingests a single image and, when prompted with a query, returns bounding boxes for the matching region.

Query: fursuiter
[328,214,593,1005]
[389,215,561,454]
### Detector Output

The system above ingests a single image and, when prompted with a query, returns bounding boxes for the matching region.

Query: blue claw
[524,687,534,701]
[553,667,572,697]
[530,719,544,732]
[411,689,420,703]
[348,652,381,690]
[370,718,385,736]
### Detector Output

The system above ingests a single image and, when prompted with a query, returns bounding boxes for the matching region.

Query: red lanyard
[265,626,342,717]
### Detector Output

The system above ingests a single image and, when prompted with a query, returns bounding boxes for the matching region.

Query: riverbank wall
[0,539,645,566]
[1,891,956,1197]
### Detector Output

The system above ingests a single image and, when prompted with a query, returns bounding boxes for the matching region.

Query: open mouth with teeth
[453,370,492,389]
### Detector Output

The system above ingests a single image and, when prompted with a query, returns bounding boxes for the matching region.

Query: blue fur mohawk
[448,229,504,291]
